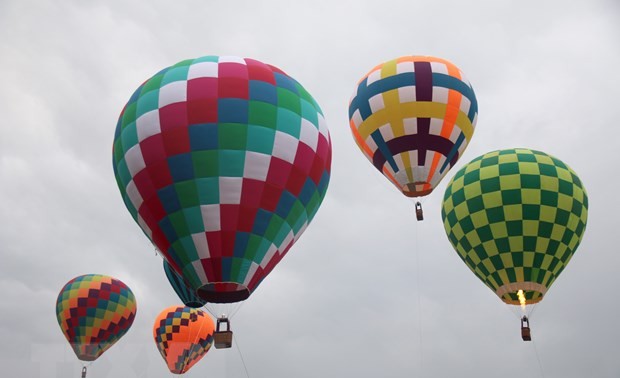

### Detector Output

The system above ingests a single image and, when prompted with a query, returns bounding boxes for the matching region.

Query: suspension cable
[413,199,423,373]
[532,338,546,378]
[233,332,251,378]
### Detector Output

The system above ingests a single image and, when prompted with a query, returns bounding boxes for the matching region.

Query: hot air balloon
[349,56,478,220]
[56,274,137,376]
[153,306,215,374]
[441,148,588,340]
[164,259,206,308]
[113,55,331,344]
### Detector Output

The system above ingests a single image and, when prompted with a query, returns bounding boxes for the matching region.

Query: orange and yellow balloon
[153,306,215,374]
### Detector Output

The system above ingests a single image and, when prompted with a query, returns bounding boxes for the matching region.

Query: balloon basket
[520,316,531,341]
[415,202,424,221]
[214,317,233,349]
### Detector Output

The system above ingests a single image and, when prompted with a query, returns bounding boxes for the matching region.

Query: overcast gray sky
[1,0,619,377]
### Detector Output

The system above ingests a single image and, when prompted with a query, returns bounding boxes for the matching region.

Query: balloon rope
[413,209,423,374]
[528,302,539,318]
[205,303,228,319]
[503,300,539,322]
[503,300,527,320]
[229,301,245,319]
[500,304,546,377]
[233,332,251,378]
[204,305,217,318]
[80,361,94,378]
[532,339,546,378]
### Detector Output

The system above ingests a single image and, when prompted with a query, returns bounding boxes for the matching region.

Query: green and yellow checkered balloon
[441,148,588,305]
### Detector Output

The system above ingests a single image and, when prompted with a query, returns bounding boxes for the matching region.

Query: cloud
[1,0,619,377]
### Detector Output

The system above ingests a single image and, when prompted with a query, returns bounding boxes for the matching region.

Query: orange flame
[517,290,527,312]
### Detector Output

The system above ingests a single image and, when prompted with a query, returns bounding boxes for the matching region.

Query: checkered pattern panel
[441,148,588,304]
[153,306,214,374]
[349,56,478,197]
[55,274,137,361]
[163,260,206,308]
[113,56,332,302]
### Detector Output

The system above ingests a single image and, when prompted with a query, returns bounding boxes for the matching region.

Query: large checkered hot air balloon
[441,148,588,339]
[349,56,477,220]
[113,56,331,304]
[56,274,137,375]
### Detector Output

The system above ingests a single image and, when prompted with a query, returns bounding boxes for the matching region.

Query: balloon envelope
[153,306,215,374]
[55,274,137,361]
[349,56,478,197]
[164,259,207,308]
[113,56,332,303]
[441,148,588,304]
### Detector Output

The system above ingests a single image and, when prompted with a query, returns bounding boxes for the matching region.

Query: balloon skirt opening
[185,301,207,309]
[76,355,98,362]
[73,347,99,362]
[197,282,250,304]
[496,282,547,305]
[402,182,433,197]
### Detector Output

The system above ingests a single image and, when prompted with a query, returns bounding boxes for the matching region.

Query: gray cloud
[1,0,618,377]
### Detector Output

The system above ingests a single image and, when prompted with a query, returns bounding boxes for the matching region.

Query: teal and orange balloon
[153,306,215,374]
[55,274,137,361]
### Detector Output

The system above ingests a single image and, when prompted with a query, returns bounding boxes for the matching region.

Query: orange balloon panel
[153,306,215,374]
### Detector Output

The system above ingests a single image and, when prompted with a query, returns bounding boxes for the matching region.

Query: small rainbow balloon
[55,274,137,361]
